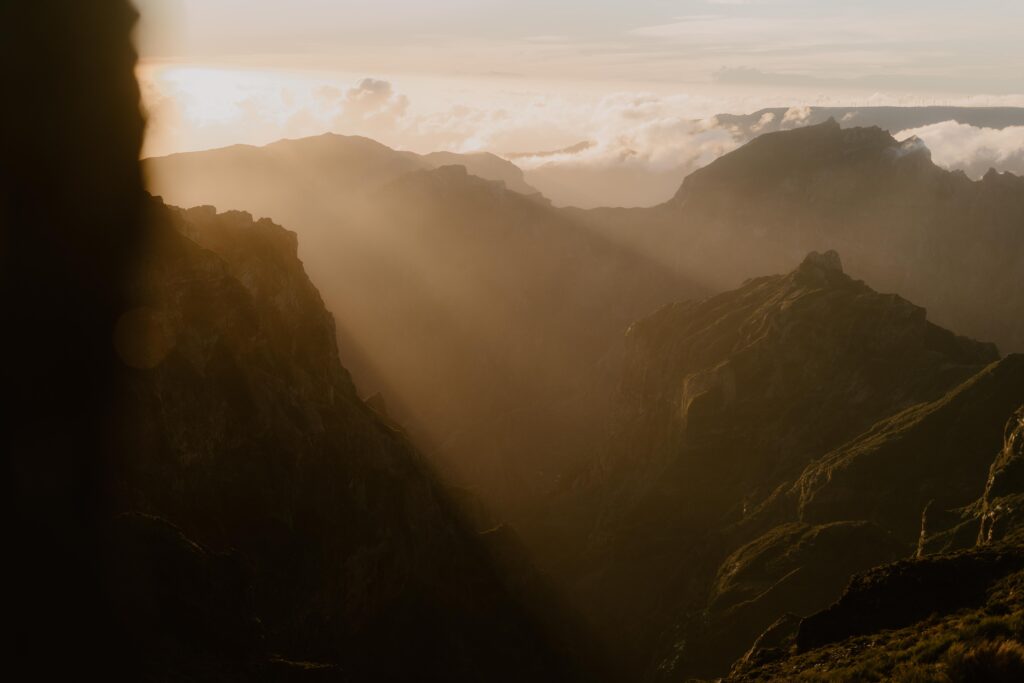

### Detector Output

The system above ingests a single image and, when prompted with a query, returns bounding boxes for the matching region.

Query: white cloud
[331,78,410,134]
[896,122,1024,178]
[750,111,776,133]
[781,105,811,127]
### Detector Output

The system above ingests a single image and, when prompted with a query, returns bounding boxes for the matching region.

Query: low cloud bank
[897,121,1024,179]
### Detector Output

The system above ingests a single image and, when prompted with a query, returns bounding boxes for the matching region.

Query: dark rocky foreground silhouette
[1,1,147,675]
[110,200,594,679]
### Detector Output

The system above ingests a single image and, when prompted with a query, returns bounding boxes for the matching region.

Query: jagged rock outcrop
[980,408,1024,544]
[114,198,585,681]
[566,251,999,678]
[725,407,1024,681]
[729,544,1024,681]
[603,250,993,531]
[797,547,1024,652]
[700,521,904,670]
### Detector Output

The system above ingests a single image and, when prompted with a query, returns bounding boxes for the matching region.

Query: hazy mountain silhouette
[13,3,1024,681]
[145,133,539,214]
[147,139,704,529]
[145,125,1024,680]
[495,107,1024,209]
[579,119,1024,356]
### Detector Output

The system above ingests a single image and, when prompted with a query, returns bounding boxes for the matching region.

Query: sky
[135,0,1024,181]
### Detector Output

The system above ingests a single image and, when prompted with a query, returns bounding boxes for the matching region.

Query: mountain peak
[800,249,844,274]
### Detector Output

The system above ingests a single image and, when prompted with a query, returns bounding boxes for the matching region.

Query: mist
[8,1,1024,681]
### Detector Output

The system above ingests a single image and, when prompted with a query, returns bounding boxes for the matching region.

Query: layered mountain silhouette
[16,4,1024,681]
[147,138,703,528]
[129,103,1024,681]
[579,118,1024,356]
[145,133,539,214]
[145,126,1024,680]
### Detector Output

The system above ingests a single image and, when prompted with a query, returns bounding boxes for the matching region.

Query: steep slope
[564,252,1001,678]
[730,410,1024,682]
[578,120,1024,354]
[150,142,703,532]
[330,166,701,520]
[600,250,993,532]
[112,198,586,681]
[796,357,1024,541]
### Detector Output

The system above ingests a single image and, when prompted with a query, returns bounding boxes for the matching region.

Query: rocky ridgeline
[566,250,1022,679]
[111,197,585,681]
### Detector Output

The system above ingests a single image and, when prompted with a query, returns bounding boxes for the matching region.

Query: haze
[12,3,1024,681]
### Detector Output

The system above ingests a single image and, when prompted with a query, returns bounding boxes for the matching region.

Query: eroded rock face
[728,544,1024,682]
[701,521,905,670]
[724,402,1024,682]
[797,547,1024,652]
[569,251,998,678]
[980,408,1024,544]
[796,357,1024,542]
[607,249,994,530]
[114,198,581,681]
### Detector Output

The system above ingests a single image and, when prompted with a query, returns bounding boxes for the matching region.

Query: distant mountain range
[500,106,1024,209]
[28,7,1024,680]
[146,120,1024,679]
[579,118,1024,356]
[717,105,1024,141]
[146,132,539,211]
[147,138,701,526]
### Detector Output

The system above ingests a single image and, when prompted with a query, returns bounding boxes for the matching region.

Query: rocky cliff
[563,251,1014,678]
[147,142,705,533]
[112,198,586,681]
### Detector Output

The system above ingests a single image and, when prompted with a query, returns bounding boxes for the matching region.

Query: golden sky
[135,0,1024,160]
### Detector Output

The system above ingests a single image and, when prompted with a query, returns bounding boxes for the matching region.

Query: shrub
[944,639,1024,682]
